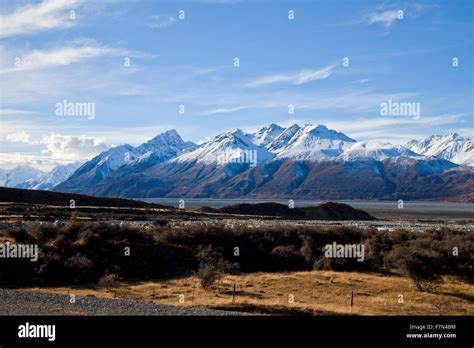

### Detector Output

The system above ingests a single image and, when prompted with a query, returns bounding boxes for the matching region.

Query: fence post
[232,283,236,304]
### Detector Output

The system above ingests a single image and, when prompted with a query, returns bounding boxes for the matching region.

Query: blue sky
[0,0,473,170]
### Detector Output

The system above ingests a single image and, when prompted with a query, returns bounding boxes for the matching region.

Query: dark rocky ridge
[0,187,376,221]
[0,187,168,208]
[200,202,376,220]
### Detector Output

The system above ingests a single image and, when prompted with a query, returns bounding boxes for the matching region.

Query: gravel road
[0,289,247,316]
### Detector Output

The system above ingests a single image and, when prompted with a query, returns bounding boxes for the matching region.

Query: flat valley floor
[1,200,472,316]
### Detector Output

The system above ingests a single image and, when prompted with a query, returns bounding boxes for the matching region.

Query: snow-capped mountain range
[171,124,462,165]
[15,162,83,190]
[406,132,474,167]
[1,163,82,191]
[54,130,197,193]
[0,165,45,188]
[3,123,473,201]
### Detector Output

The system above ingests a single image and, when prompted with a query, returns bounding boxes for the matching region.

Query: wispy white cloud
[1,44,123,74]
[297,91,420,112]
[215,89,419,113]
[245,65,335,87]
[149,15,177,29]
[190,65,227,77]
[362,3,436,29]
[325,113,466,133]
[0,41,156,105]
[323,113,467,144]
[202,106,247,115]
[0,108,39,116]
[364,9,402,28]
[0,0,81,38]
[159,86,422,116]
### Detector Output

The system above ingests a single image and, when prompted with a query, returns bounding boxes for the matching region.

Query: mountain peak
[256,123,284,134]
[147,129,182,143]
[137,129,197,154]
[212,129,247,143]
[296,123,355,142]
[253,123,285,146]
[447,132,461,140]
[230,128,245,135]
[161,129,180,138]
[175,126,274,167]
[269,123,356,160]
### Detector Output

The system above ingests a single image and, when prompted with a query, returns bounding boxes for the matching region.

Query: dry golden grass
[24,271,473,315]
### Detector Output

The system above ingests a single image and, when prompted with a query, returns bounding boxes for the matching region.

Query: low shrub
[0,221,471,290]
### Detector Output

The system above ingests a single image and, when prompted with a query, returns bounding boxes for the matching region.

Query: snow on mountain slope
[55,130,197,193]
[86,129,197,174]
[0,165,44,187]
[174,128,274,166]
[385,155,458,173]
[15,162,83,190]
[340,141,421,161]
[87,144,142,175]
[54,144,143,193]
[266,124,303,152]
[115,131,199,174]
[136,129,197,156]
[252,123,285,146]
[270,124,356,160]
[406,132,474,166]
